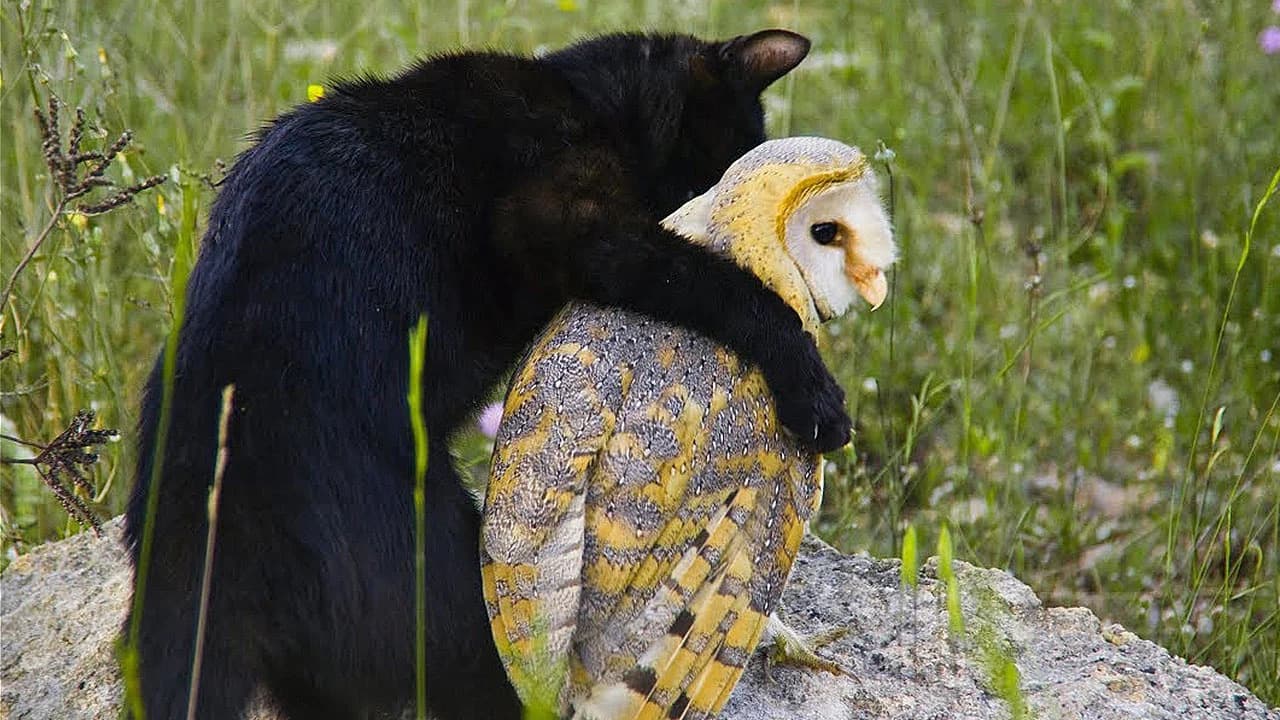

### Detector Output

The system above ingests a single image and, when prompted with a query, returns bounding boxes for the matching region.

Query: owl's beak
[849,264,888,310]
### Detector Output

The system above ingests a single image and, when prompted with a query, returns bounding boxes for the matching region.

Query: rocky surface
[3,519,1276,720]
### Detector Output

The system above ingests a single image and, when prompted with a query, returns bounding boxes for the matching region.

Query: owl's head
[662,136,896,335]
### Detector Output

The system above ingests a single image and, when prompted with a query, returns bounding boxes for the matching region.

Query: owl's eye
[810,222,839,245]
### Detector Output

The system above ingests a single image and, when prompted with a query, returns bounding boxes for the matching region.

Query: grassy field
[3,0,1278,706]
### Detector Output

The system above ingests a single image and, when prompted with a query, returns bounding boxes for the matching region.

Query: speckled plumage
[481,137,890,720]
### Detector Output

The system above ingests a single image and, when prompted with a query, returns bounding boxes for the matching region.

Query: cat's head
[545,30,810,213]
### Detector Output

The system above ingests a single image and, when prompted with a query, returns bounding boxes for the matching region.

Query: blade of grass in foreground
[121,171,199,720]
[1167,164,1280,593]
[186,385,235,720]
[407,315,430,720]
[1169,164,1280,662]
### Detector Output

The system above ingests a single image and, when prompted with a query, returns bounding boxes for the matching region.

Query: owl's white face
[783,175,896,320]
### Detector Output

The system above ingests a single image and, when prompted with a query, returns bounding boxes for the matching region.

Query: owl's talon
[761,614,847,677]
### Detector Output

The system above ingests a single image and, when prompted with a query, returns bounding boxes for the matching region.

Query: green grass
[2,0,1278,706]
[407,315,430,720]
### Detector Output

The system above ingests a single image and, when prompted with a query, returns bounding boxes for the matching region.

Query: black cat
[124,29,849,720]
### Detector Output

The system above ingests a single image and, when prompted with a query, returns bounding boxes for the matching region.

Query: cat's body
[124,30,848,720]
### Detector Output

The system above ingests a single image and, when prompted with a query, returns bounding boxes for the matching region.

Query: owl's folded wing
[481,336,617,714]
[569,372,815,720]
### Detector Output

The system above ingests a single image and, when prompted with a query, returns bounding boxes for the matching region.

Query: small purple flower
[1262,26,1280,54]
[1273,0,1280,14]
[477,401,504,439]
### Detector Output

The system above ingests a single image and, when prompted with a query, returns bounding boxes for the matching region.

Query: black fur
[123,30,847,720]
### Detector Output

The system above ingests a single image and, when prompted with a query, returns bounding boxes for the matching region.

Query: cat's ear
[717,29,811,93]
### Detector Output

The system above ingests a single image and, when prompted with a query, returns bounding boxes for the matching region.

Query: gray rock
[2,519,1275,720]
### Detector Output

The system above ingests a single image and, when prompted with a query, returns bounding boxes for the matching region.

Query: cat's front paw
[769,342,852,454]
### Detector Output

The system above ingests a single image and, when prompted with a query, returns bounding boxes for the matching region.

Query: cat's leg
[123,591,261,720]
[267,673,367,720]
[494,149,851,452]
[576,222,850,452]
[237,444,519,720]
[421,455,524,720]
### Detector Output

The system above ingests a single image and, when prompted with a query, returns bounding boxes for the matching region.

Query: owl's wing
[481,328,618,714]
[569,360,820,720]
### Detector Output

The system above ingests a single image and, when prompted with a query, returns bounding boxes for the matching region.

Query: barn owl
[480,136,896,720]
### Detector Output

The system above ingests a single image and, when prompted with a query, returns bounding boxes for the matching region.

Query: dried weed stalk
[1,94,166,310]
[1,410,119,534]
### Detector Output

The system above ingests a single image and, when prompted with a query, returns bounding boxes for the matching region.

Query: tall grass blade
[407,315,430,720]
[185,385,235,720]
[121,172,199,720]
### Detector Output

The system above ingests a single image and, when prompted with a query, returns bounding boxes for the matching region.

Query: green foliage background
[2,0,1278,705]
